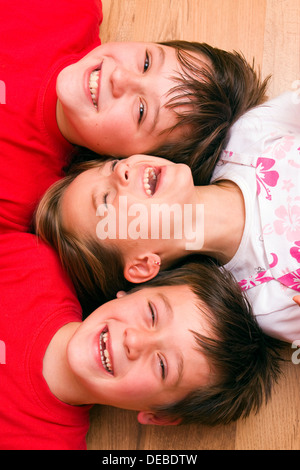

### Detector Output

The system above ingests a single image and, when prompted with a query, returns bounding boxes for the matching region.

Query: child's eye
[110,159,119,172]
[158,354,166,380]
[138,99,145,124]
[143,50,150,73]
[148,302,156,326]
[102,193,108,207]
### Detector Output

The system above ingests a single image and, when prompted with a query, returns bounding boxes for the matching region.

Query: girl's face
[67,285,213,414]
[61,155,196,255]
[56,42,191,156]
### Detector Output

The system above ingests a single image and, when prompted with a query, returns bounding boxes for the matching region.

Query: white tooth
[90,70,98,80]
[104,349,109,358]
[143,168,155,195]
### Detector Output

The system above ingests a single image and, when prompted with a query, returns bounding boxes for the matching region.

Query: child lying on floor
[0,233,282,449]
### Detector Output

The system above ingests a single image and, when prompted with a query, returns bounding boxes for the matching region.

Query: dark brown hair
[138,257,284,425]
[151,41,270,185]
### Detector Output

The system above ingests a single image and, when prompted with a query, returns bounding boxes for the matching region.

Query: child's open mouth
[143,167,161,196]
[89,64,102,110]
[99,326,113,374]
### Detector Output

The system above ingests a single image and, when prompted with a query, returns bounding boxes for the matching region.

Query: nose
[124,327,156,361]
[113,160,130,186]
[110,66,140,98]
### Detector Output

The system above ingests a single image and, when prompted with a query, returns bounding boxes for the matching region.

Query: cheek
[117,370,154,404]
[100,108,131,140]
[100,126,140,156]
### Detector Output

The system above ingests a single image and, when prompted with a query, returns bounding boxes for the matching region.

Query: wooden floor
[86,0,300,451]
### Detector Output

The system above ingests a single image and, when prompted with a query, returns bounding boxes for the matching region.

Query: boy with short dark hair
[1,0,268,233]
[0,239,283,449]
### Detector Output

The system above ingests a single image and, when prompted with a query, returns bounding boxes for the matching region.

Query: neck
[165,181,245,265]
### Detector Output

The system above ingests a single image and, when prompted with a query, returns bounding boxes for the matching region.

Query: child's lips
[142,166,163,197]
[88,62,102,110]
[99,325,114,375]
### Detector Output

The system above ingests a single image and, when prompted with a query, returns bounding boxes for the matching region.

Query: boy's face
[56,42,192,156]
[67,285,214,418]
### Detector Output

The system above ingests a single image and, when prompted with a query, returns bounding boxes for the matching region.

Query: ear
[137,411,181,426]
[124,253,161,284]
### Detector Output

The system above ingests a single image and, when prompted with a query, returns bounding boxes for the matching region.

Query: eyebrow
[158,292,184,387]
[158,292,173,320]
[147,46,166,135]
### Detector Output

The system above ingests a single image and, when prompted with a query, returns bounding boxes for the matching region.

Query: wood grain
[86,0,300,450]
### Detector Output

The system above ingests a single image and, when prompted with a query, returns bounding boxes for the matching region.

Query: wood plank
[262,0,300,97]
[235,347,300,450]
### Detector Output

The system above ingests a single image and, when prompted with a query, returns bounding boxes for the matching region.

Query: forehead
[114,284,209,333]
[60,166,101,235]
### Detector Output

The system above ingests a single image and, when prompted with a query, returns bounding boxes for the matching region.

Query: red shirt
[0,0,102,232]
[0,0,103,449]
[0,233,89,450]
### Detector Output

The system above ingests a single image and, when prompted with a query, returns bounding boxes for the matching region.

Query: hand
[293,295,300,306]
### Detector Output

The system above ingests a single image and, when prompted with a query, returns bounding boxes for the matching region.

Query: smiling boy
[55,42,196,157]
[0,230,283,449]
[1,0,269,233]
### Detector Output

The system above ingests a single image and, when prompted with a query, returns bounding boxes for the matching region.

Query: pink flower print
[271,135,295,160]
[239,270,274,290]
[274,204,300,242]
[291,241,300,263]
[289,271,300,291]
[222,150,234,159]
[287,147,300,168]
[278,269,300,292]
[256,158,279,200]
[288,159,300,169]
[281,179,295,192]
[239,276,256,290]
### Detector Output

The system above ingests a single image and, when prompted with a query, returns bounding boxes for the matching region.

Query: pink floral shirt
[212,91,300,343]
